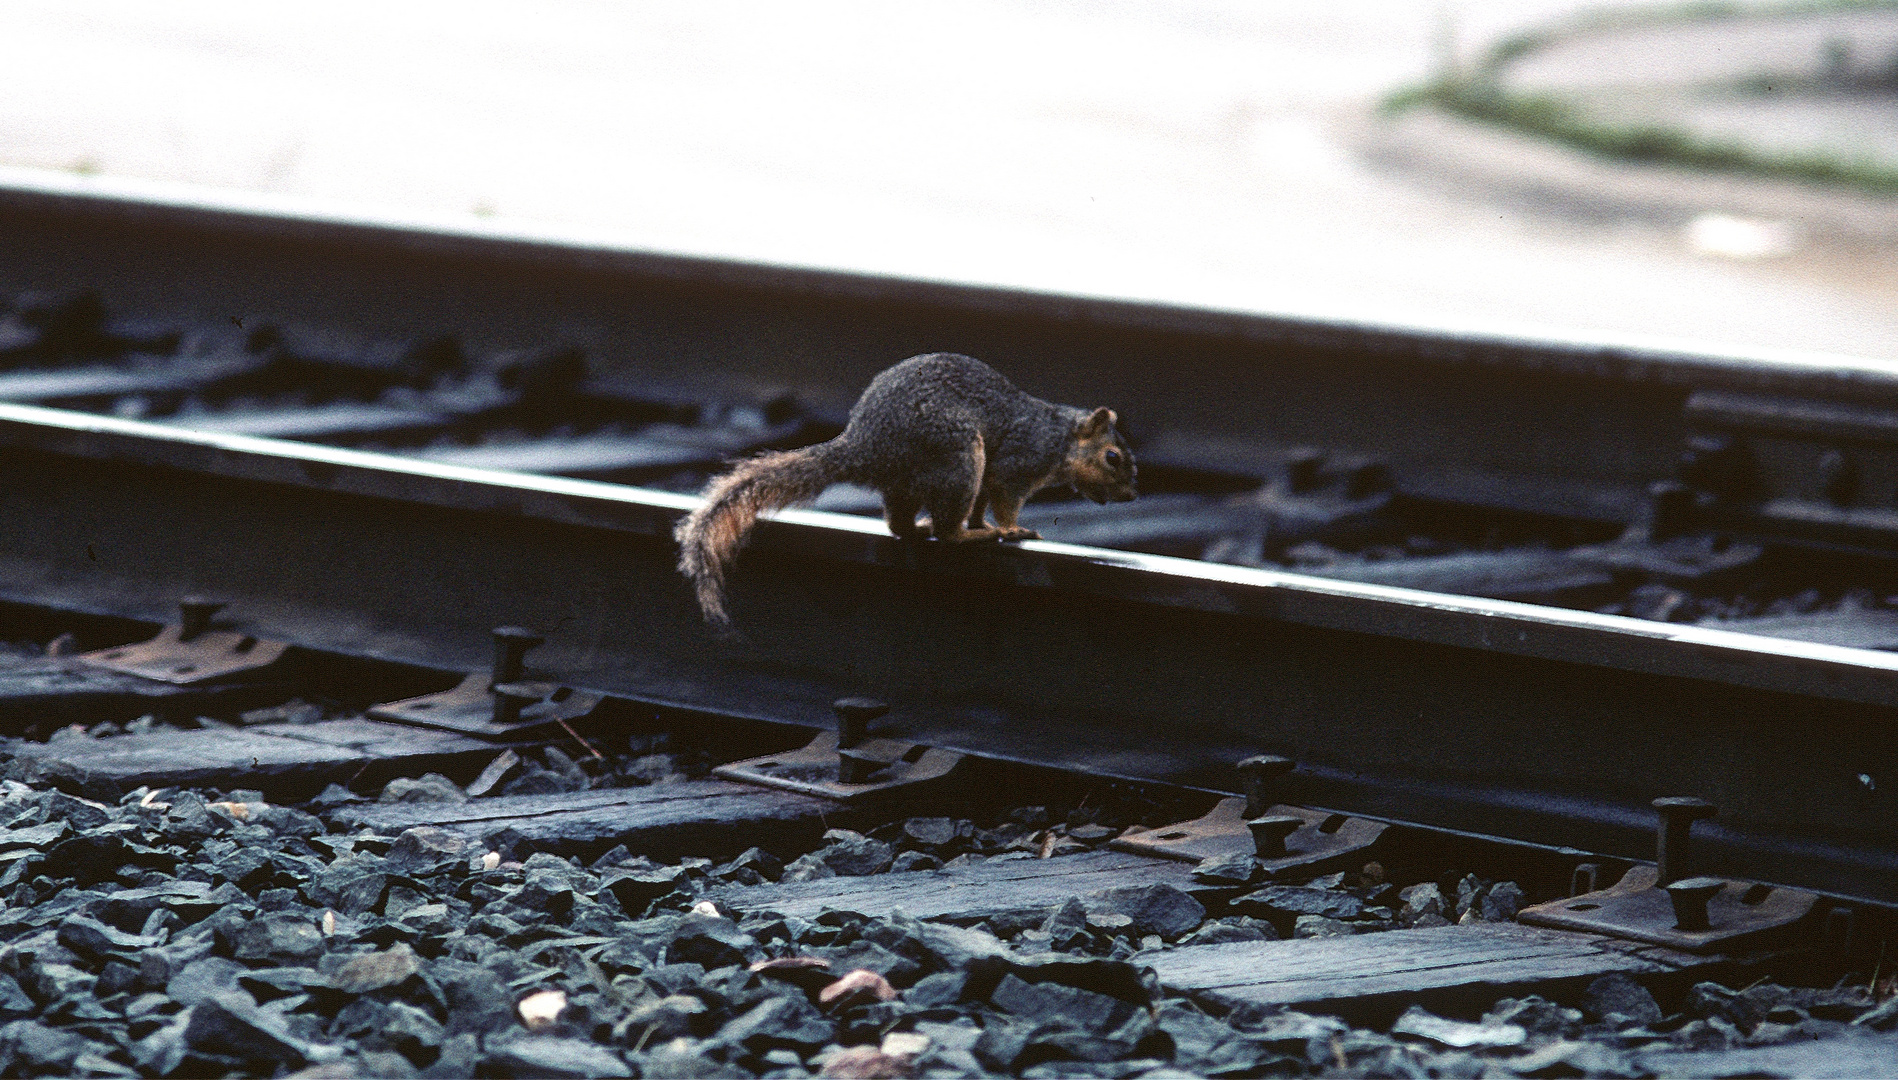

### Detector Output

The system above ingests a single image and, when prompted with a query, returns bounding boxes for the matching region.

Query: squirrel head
[1065,407,1138,505]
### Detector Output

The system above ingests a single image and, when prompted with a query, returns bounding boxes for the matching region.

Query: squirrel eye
[1103,448,1122,467]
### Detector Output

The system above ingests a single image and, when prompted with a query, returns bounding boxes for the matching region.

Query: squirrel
[675,352,1137,628]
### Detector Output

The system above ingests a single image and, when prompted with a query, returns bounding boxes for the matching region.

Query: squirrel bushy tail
[674,441,844,629]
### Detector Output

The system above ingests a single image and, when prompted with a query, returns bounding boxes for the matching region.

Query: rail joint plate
[713,730,962,802]
[1111,795,1387,878]
[1519,865,1820,953]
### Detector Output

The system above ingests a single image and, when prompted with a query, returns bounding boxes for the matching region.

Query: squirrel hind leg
[926,488,1003,542]
[883,495,924,540]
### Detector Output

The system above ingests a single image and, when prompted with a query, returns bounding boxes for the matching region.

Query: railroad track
[0,172,1893,1075]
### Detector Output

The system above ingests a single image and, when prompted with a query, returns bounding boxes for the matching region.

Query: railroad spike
[1245,814,1303,857]
[1663,876,1725,932]
[1237,755,1296,819]
[836,748,881,786]
[490,626,545,688]
[491,684,537,727]
[178,597,226,641]
[1653,796,1716,886]
[833,698,889,750]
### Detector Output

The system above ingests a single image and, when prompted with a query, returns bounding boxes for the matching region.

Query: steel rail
[0,402,1893,903]
[2,168,1896,532]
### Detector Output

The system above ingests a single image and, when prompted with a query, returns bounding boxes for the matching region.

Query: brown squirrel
[675,352,1137,628]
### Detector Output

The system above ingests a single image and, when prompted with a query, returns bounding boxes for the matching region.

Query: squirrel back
[674,353,1135,629]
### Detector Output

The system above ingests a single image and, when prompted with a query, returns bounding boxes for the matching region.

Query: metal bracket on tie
[713,698,962,802]
[77,600,289,684]
[1519,797,1820,952]
[370,626,602,739]
[1110,755,1386,877]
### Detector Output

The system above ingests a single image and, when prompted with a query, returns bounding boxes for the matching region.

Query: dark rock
[813,829,895,876]
[379,774,468,804]
[385,827,473,877]
[616,995,711,1045]
[1397,882,1445,927]
[1487,995,1583,1037]
[666,914,759,970]
[184,990,322,1068]
[309,854,388,916]
[1232,885,1363,921]
[601,862,691,915]
[1688,981,1766,1034]
[308,784,366,811]
[424,1033,481,1079]
[500,764,586,797]
[253,803,325,838]
[716,996,833,1053]
[486,1035,631,1078]
[356,1000,445,1059]
[329,943,422,994]
[1091,884,1205,939]
[1480,881,1526,922]
[819,940,921,987]
[44,832,131,886]
[1293,915,1363,938]
[901,817,959,848]
[39,791,110,831]
[168,957,248,1007]
[424,958,514,1035]
[1582,973,1664,1026]
[1453,874,1486,920]
[1179,918,1278,946]
[1039,897,1089,948]
[905,971,970,1010]
[974,1019,1042,1072]
[909,919,1012,970]
[1191,852,1262,887]
[989,972,1139,1030]
[233,910,326,963]
[890,851,941,873]
[56,912,161,961]
[0,1018,91,1075]
[716,847,782,884]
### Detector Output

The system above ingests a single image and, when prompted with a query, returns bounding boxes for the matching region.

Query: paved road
[3,0,1897,360]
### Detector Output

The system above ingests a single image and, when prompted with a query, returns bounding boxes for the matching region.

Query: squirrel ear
[1079,407,1116,437]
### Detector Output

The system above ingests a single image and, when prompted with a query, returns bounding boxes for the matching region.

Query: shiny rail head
[2,398,1898,710]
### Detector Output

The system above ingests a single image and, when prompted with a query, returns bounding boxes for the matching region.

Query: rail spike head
[1236,755,1296,818]
[178,597,227,641]
[490,626,545,686]
[832,698,889,749]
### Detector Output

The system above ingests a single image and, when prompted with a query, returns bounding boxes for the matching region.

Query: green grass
[1387,77,1898,195]
[1382,0,1898,196]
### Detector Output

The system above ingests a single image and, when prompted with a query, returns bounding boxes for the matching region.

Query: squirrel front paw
[998,527,1040,542]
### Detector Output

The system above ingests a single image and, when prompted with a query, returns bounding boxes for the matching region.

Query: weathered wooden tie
[1141,922,1739,1017]
[712,849,1204,922]
[332,779,851,862]
[2,718,499,800]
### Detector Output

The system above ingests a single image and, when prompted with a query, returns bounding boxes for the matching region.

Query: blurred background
[3,0,1897,359]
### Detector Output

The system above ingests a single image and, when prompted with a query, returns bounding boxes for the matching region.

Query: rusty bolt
[1246,815,1304,858]
[833,698,889,750]
[1663,876,1725,932]
[837,748,881,786]
[490,627,544,688]
[1653,796,1716,886]
[178,598,226,642]
[1237,755,1296,819]
[491,684,536,727]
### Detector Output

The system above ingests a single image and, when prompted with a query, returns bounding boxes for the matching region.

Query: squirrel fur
[675,352,1137,628]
